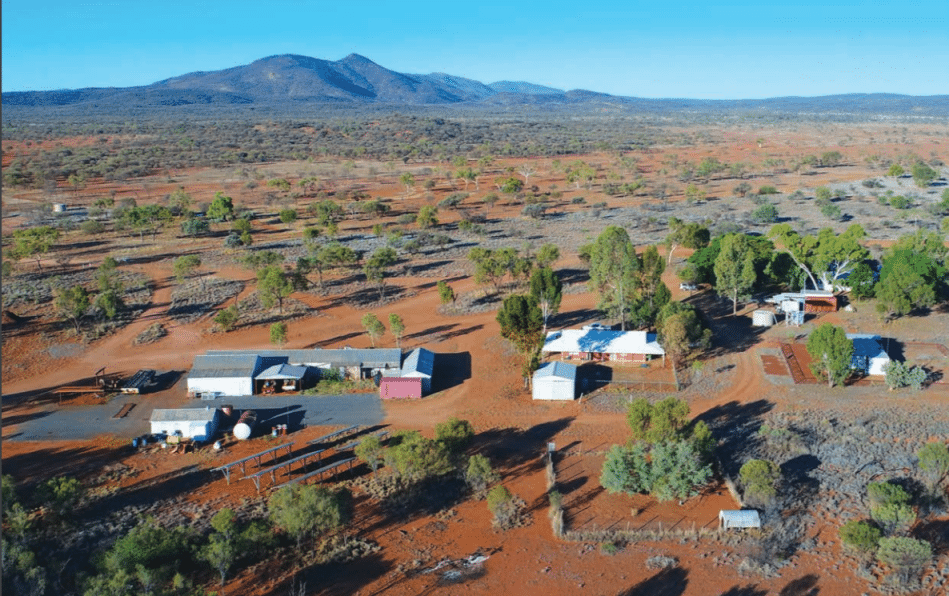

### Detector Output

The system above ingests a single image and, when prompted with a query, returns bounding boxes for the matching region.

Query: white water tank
[752,310,777,327]
[233,410,258,440]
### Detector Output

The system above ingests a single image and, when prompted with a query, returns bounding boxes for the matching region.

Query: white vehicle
[679,283,698,291]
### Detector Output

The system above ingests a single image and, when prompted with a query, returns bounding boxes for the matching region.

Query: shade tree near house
[665,218,710,265]
[806,323,854,388]
[388,313,405,348]
[496,293,545,383]
[657,301,711,368]
[361,313,386,347]
[713,233,757,315]
[529,267,562,335]
[768,223,868,291]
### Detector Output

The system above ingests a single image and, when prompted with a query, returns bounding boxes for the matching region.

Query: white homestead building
[542,325,665,364]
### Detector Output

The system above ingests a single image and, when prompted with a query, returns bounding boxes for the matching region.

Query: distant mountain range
[3,53,948,116]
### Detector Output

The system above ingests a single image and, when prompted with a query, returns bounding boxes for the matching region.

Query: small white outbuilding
[847,334,891,376]
[150,408,220,442]
[719,509,761,530]
[532,361,577,401]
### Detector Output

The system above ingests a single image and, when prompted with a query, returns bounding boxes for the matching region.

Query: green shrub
[840,520,882,553]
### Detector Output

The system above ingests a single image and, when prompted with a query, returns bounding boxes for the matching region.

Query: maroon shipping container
[379,377,422,399]
[804,296,838,313]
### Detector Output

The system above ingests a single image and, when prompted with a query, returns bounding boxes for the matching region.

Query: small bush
[487,486,518,529]
[840,520,882,553]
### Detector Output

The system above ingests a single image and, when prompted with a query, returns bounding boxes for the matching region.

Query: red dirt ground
[5,124,949,595]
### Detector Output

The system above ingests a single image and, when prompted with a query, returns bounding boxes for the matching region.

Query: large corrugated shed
[533,361,577,401]
[401,348,434,394]
[187,354,264,396]
[206,349,401,371]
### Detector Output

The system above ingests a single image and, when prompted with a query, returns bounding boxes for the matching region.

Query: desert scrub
[134,322,166,345]
[168,277,244,324]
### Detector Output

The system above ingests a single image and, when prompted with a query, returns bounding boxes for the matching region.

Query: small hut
[719,509,761,530]
[532,361,577,401]
[150,408,219,442]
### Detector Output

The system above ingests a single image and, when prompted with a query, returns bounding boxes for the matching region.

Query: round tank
[233,410,258,440]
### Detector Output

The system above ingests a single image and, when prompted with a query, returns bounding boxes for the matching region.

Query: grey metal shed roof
[256,364,308,380]
[719,510,761,526]
[206,349,401,369]
[150,408,218,423]
[534,361,577,381]
[846,334,888,360]
[190,354,263,379]
[402,348,434,377]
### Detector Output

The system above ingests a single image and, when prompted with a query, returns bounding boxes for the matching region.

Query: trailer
[121,369,156,394]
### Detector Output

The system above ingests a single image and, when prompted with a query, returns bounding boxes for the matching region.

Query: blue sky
[3,0,947,99]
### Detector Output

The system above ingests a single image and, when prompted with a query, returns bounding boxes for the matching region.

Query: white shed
[187,354,264,397]
[533,361,577,401]
[401,348,435,394]
[847,334,890,376]
[150,408,219,442]
[719,509,761,529]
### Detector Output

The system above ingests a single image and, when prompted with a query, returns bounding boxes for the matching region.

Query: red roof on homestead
[380,377,422,399]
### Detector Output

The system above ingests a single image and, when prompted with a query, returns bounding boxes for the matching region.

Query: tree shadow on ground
[779,573,820,596]
[781,454,822,511]
[150,370,184,392]
[575,363,612,396]
[558,267,590,286]
[406,259,452,275]
[684,291,768,358]
[915,518,949,555]
[223,406,306,436]
[1,443,127,491]
[550,307,601,329]
[308,331,364,347]
[617,566,688,596]
[266,552,391,596]
[720,585,768,596]
[695,399,774,477]
[412,275,466,291]
[476,417,575,477]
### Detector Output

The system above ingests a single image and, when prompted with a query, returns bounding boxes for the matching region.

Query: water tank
[752,310,776,327]
[233,410,258,440]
